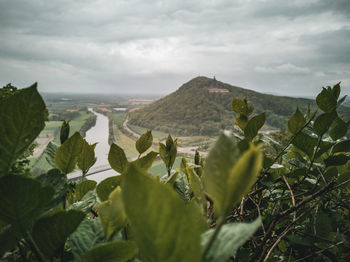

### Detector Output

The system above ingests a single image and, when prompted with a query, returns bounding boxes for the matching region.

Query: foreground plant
[0,81,349,261]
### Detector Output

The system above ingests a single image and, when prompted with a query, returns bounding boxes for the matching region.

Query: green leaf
[44,142,59,168]
[286,235,314,247]
[69,190,97,214]
[336,171,350,190]
[232,98,247,115]
[313,111,337,136]
[98,187,127,240]
[122,164,205,262]
[165,171,179,186]
[0,175,54,230]
[332,82,341,100]
[244,113,265,141]
[324,154,350,167]
[330,117,348,141]
[202,132,240,215]
[32,210,85,259]
[235,115,248,130]
[323,167,338,181]
[288,108,306,134]
[60,120,70,145]
[159,135,177,169]
[136,130,153,155]
[187,166,206,212]
[82,241,138,262]
[0,224,18,255]
[68,218,105,262]
[96,176,122,202]
[201,218,261,262]
[55,132,84,174]
[78,139,97,175]
[108,143,128,173]
[333,139,350,153]
[0,83,47,174]
[223,144,263,215]
[315,210,333,238]
[292,132,317,158]
[132,151,158,171]
[37,169,68,211]
[75,180,97,202]
[316,88,337,113]
[232,98,253,116]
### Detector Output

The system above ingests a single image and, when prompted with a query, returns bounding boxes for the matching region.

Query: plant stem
[298,135,322,185]
[25,231,47,262]
[203,217,225,259]
[270,116,315,167]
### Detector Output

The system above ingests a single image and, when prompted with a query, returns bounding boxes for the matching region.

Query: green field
[128,124,168,140]
[112,112,126,125]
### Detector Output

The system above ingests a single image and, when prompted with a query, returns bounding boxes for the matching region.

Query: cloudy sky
[0,0,349,97]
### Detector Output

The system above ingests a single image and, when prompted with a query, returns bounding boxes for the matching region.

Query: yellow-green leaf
[287,108,306,134]
[122,164,205,262]
[78,139,97,175]
[96,176,122,202]
[82,241,138,262]
[244,113,265,141]
[202,132,240,216]
[98,187,127,240]
[132,151,158,171]
[55,132,84,174]
[223,145,263,214]
[136,130,153,155]
[108,144,128,173]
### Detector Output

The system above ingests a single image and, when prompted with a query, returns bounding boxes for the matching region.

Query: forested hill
[129,76,350,136]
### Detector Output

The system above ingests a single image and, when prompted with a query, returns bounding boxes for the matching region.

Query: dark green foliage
[0,175,54,231]
[0,83,47,174]
[32,210,85,258]
[60,120,70,144]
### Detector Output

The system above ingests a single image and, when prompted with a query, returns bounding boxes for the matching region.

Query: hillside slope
[129,76,350,136]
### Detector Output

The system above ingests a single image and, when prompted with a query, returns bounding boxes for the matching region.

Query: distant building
[208,88,229,93]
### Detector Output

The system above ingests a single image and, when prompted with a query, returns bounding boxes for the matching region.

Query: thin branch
[293,241,345,262]
[263,200,321,262]
[282,175,296,222]
[270,115,315,166]
[278,181,336,219]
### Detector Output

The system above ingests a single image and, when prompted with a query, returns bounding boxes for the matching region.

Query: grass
[113,124,139,158]
[128,124,168,140]
[112,112,126,125]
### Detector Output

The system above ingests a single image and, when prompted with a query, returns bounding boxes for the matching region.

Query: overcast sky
[0,0,349,97]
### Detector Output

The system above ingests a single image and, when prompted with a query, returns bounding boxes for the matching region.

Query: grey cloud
[0,0,349,96]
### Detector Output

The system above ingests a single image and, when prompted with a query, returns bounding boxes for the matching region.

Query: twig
[278,181,335,218]
[282,175,296,222]
[249,201,281,262]
[293,241,345,262]
[270,116,315,166]
[263,200,321,262]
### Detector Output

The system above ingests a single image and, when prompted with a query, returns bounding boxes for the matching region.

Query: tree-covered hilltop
[129,76,350,136]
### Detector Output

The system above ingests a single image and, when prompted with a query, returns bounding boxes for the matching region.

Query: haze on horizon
[0,0,349,97]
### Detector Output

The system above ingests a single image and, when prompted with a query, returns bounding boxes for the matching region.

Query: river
[68,108,118,182]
